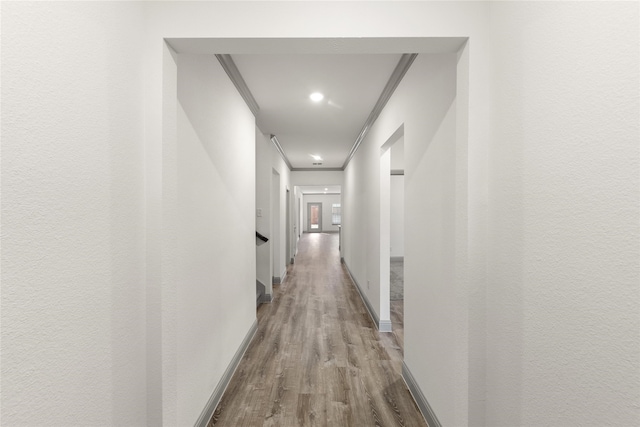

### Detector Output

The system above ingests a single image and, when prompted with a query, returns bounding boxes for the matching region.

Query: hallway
[209,233,426,426]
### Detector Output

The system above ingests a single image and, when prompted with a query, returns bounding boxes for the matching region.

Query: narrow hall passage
[210,232,425,426]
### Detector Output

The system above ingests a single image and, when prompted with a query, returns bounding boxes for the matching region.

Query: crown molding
[215,54,260,117]
[300,192,341,196]
[218,52,416,171]
[342,53,417,170]
[291,167,344,172]
[269,135,294,170]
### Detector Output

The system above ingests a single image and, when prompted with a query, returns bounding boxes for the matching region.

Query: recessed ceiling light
[324,188,328,191]
[310,92,324,102]
[310,154,323,161]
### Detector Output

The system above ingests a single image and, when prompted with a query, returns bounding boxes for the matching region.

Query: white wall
[255,130,272,292]
[390,137,405,258]
[343,53,464,425]
[1,2,148,426]
[291,170,344,187]
[174,53,256,426]
[390,176,405,258]
[302,194,341,232]
[271,143,291,282]
[144,4,491,426]
[3,2,638,427]
[255,131,292,291]
[271,170,281,279]
[485,3,640,426]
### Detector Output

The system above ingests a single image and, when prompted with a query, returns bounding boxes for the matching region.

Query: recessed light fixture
[310,154,323,161]
[310,92,324,102]
[324,188,328,191]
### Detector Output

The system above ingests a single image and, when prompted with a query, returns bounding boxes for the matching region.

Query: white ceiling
[166,37,468,169]
[232,54,402,169]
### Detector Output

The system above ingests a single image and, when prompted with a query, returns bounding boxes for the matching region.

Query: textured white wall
[486,2,640,426]
[175,53,256,425]
[6,2,637,427]
[1,2,147,425]
[302,194,342,232]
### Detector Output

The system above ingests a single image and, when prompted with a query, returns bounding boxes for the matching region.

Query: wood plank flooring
[209,233,426,427]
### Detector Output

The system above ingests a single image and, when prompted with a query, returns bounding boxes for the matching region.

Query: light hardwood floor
[209,233,426,427]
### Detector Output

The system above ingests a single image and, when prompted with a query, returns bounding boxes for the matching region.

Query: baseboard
[260,293,273,304]
[402,361,442,427]
[256,280,266,307]
[195,319,258,427]
[390,256,404,262]
[379,319,392,332]
[343,262,392,333]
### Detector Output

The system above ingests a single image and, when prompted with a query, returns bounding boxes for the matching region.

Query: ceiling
[232,54,403,169]
[166,37,468,170]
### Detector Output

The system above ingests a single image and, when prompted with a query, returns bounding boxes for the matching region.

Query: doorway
[307,202,322,232]
[286,189,291,264]
[272,170,281,284]
[379,125,404,333]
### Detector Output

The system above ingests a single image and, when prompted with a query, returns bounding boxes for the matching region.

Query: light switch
[256,208,262,217]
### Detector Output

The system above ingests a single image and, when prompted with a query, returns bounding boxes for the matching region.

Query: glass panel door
[307,203,322,232]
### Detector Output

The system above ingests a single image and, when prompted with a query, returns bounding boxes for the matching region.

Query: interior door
[307,202,322,232]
